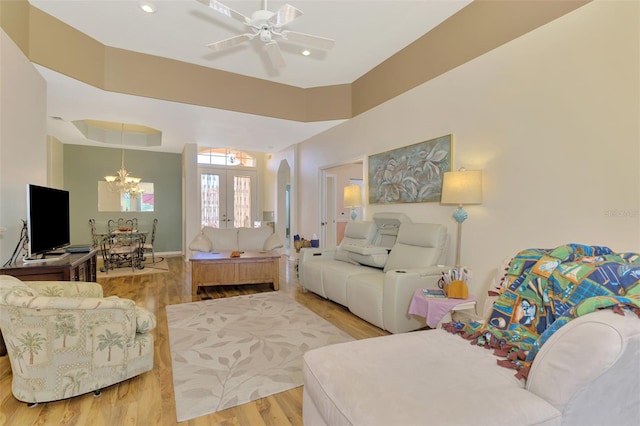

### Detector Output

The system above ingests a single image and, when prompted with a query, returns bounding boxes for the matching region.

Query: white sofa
[299,213,450,334]
[303,308,640,426]
[188,226,283,255]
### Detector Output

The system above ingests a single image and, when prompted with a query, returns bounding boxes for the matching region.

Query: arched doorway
[276,159,291,250]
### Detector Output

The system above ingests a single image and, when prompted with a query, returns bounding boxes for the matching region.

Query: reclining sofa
[299,213,450,333]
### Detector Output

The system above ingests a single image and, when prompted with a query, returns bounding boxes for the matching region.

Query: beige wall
[326,162,364,220]
[0,29,48,262]
[296,1,640,308]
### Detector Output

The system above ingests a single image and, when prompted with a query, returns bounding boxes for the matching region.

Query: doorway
[320,160,364,247]
[276,159,292,250]
[198,167,258,228]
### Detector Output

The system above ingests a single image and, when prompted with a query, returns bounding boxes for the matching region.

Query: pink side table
[408,288,477,328]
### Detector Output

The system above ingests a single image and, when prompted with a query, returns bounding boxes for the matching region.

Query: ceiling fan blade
[265,42,285,68]
[207,33,254,52]
[196,0,250,24]
[269,3,303,27]
[280,30,335,50]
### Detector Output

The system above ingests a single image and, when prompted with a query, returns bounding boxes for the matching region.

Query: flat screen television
[26,184,71,260]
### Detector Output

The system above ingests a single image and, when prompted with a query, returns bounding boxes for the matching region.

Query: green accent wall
[64,144,182,252]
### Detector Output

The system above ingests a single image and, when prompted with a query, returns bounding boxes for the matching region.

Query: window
[197,148,256,167]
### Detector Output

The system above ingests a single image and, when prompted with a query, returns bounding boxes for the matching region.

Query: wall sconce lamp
[343,185,363,221]
[441,168,483,267]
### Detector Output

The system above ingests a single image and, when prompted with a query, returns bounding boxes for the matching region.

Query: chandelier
[104,124,144,198]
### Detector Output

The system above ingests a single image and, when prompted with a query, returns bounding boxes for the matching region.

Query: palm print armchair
[0,274,156,404]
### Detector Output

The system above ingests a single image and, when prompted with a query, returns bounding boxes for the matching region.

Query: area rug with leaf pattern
[166,291,354,422]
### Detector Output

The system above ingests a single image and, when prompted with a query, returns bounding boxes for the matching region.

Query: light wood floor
[0,255,389,425]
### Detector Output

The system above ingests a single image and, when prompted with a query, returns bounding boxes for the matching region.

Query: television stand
[23,252,70,264]
[1,250,97,281]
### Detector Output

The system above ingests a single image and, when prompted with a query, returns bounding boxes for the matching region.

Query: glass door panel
[233,175,252,227]
[199,167,257,229]
[200,172,221,227]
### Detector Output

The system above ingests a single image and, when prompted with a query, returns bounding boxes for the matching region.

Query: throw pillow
[263,232,284,251]
[188,232,213,252]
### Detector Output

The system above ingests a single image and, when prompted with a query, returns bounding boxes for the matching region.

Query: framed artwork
[368,134,452,204]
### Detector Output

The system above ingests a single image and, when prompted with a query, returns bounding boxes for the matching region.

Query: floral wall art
[368,134,451,204]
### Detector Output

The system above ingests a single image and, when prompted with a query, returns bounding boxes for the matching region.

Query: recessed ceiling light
[301,49,311,56]
[139,3,156,13]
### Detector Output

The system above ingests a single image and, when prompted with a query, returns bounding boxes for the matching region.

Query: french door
[199,167,258,228]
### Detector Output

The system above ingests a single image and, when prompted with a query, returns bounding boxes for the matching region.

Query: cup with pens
[438,266,471,299]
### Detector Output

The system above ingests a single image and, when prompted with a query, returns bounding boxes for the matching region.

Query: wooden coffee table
[190,251,281,295]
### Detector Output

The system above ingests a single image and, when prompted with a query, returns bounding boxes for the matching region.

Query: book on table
[422,288,446,298]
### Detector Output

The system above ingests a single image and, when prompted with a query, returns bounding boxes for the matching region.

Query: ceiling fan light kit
[198,0,335,67]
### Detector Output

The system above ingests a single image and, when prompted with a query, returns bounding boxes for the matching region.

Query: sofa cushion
[303,330,560,426]
[346,273,385,328]
[204,227,239,251]
[321,262,374,306]
[384,223,446,272]
[335,221,378,263]
[238,226,272,251]
[301,260,329,297]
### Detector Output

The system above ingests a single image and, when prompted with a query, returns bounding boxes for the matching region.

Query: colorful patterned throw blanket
[443,244,640,379]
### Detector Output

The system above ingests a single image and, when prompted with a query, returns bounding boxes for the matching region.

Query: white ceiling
[29,0,472,154]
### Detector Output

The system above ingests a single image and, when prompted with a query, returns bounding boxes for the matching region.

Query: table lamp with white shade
[344,184,362,221]
[440,168,483,268]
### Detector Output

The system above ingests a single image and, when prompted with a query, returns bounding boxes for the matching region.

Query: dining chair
[142,218,158,263]
[88,219,100,248]
[100,233,143,272]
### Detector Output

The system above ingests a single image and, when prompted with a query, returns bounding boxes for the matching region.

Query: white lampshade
[441,170,483,205]
[343,185,362,208]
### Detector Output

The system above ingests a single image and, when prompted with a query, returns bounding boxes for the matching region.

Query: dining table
[98,228,149,271]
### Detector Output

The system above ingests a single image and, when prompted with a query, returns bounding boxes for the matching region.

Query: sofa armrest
[527,309,640,424]
[300,247,337,263]
[135,306,157,334]
[299,248,337,280]
[24,281,103,298]
[382,266,452,333]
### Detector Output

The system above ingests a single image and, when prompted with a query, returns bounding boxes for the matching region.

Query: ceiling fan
[197,0,335,68]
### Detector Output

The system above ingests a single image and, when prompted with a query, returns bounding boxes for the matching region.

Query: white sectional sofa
[299,213,450,334]
[303,308,640,426]
[188,226,283,255]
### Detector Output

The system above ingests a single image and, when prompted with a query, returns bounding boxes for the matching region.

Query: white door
[199,167,258,228]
